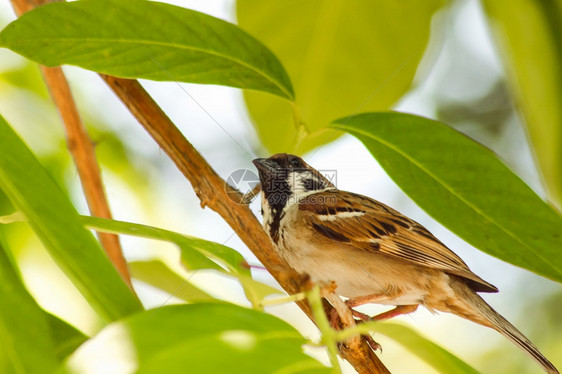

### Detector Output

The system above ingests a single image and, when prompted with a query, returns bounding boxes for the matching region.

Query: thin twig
[10,0,135,292]
[42,67,134,290]
[240,183,261,205]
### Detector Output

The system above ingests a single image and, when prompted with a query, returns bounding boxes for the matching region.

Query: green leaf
[129,260,216,303]
[237,0,445,154]
[0,62,50,99]
[237,274,283,302]
[81,216,242,273]
[58,303,329,374]
[45,313,88,361]
[376,322,479,374]
[482,0,562,211]
[0,242,58,374]
[0,0,293,99]
[0,233,86,363]
[0,114,141,321]
[332,112,562,283]
[81,216,281,305]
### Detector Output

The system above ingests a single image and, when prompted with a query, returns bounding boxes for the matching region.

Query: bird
[252,153,559,374]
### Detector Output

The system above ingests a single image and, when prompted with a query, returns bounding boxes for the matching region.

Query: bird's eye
[290,157,300,167]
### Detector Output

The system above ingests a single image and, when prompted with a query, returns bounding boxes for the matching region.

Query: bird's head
[253,153,335,211]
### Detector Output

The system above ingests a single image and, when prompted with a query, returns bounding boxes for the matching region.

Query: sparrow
[253,153,558,374]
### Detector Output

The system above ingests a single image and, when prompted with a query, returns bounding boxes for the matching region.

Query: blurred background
[0,0,560,372]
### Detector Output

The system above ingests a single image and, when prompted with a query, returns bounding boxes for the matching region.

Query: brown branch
[10,0,135,292]
[42,68,134,290]
[101,76,390,374]
[9,0,59,17]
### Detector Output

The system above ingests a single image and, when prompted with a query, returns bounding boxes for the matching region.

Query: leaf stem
[333,321,380,342]
[259,292,307,308]
[307,285,342,374]
[291,102,309,153]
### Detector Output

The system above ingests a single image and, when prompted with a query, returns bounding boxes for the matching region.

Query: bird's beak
[252,158,278,174]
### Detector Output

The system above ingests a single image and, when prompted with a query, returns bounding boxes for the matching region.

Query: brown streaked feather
[299,190,498,293]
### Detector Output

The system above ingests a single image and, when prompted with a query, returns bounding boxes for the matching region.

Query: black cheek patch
[269,210,284,244]
[312,223,350,242]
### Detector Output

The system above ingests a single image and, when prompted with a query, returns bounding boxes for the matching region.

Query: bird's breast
[262,201,447,307]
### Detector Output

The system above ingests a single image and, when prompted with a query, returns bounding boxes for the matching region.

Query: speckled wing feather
[299,190,498,293]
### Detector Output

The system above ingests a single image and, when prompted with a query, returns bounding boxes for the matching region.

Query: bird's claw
[364,334,383,353]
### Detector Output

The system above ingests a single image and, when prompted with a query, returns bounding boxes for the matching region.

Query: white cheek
[286,171,299,191]
[286,171,311,195]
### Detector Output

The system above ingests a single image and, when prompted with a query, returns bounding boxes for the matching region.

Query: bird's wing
[298,190,497,293]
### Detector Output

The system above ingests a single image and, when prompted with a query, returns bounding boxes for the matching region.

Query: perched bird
[253,153,558,374]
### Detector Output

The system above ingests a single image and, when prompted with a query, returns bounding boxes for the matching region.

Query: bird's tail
[450,280,559,374]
